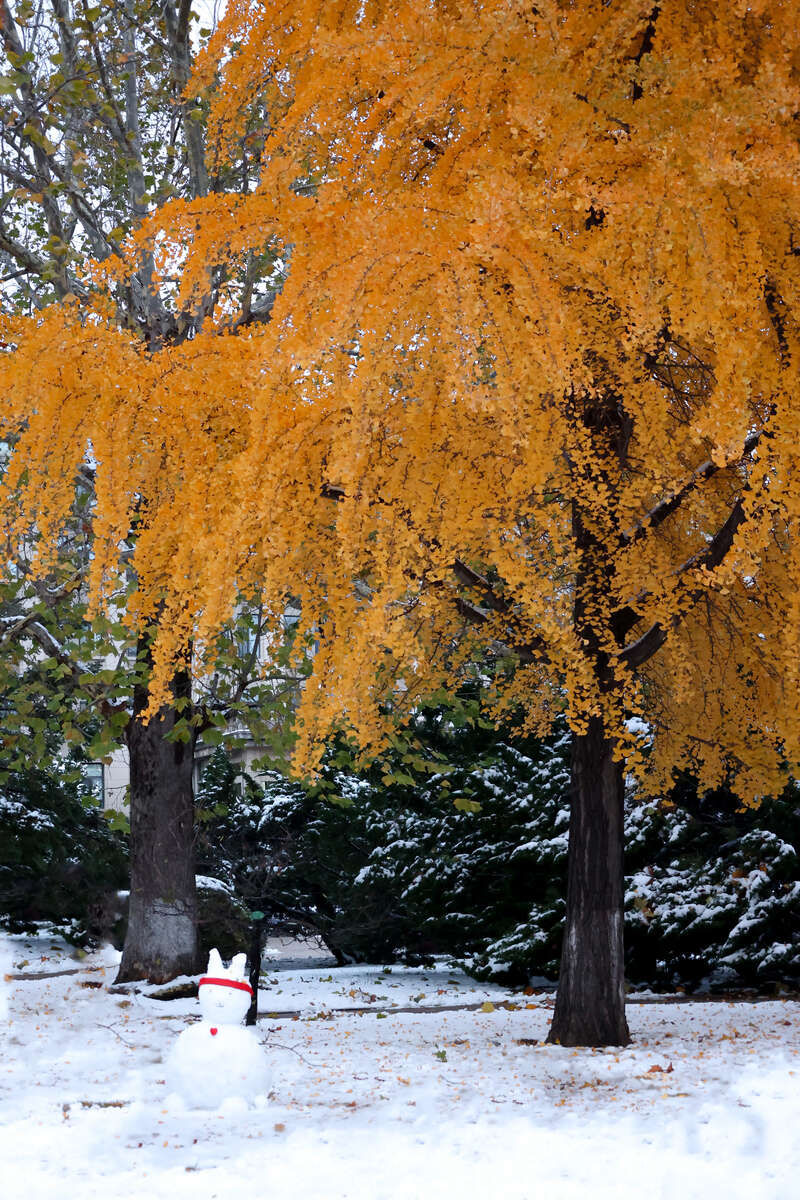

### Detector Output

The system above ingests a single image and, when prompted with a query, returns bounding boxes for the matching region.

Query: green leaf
[86,738,115,760]
[453,796,482,813]
[392,771,416,787]
[327,794,354,809]
[105,809,130,834]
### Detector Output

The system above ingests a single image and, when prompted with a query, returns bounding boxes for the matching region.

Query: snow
[626,717,651,737]
[194,875,232,894]
[165,949,269,1108]
[166,1024,270,1109]
[1,930,799,1199]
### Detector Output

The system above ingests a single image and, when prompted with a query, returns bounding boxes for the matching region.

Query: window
[82,763,105,807]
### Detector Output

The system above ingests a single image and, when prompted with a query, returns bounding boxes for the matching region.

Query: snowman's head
[197,949,253,1025]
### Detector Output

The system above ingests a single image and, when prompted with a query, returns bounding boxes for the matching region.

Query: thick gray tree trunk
[548,717,630,1047]
[115,667,198,984]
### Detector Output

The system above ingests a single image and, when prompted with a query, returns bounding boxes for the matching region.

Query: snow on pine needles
[1,931,798,1200]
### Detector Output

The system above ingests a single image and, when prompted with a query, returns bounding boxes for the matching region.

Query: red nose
[210,1027,218,1036]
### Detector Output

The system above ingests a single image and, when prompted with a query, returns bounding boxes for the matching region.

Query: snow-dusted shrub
[0,763,128,944]
[625,784,800,989]
[200,729,800,990]
[199,713,571,974]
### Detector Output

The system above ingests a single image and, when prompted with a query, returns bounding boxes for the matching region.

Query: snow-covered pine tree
[200,721,800,990]
[199,706,572,972]
[0,757,128,945]
[625,779,800,990]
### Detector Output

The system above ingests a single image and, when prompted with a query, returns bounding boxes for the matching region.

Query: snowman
[165,949,270,1109]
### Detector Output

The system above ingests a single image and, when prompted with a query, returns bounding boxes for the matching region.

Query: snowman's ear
[207,948,224,975]
[230,953,247,981]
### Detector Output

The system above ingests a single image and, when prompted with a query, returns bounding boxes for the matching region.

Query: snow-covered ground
[1,931,798,1200]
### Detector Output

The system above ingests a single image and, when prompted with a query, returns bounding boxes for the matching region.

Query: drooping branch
[320,482,549,659]
[452,558,512,615]
[323,415,766,677]
[619,427,764,551]
[613,408,773,654]
[618,497,746,669]
[452,560,550,660]
[453,595,549,666]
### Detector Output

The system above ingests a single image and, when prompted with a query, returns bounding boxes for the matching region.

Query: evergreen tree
[200,724,800,990]
[625,780,800,990]
[0,754,128,944]
[200,707,571,971]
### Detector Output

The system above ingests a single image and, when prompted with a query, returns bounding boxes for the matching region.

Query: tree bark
[116,666,198,984]
[548,716,630,1047]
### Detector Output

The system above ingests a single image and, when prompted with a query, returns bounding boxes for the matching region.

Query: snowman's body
[166,950,269,1109]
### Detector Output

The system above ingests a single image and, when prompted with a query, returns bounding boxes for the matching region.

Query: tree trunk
[548,716,630,1047]
[116,666,198,984]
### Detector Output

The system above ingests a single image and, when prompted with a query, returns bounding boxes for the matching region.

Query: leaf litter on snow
[0,929,798,1200]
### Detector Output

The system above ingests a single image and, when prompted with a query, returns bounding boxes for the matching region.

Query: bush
[195,876,251,962]
[0,760,128,945]
[624,780,800,990]
[199,725,800,991]
[198,711,571,975]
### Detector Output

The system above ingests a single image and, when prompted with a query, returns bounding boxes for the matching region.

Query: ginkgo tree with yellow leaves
[2,1,799,1045]
[0,0,286,985]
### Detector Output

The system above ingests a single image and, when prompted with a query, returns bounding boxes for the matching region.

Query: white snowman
[165,948,270,1109]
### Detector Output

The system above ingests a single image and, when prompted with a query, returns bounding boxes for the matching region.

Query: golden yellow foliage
[2,1,800,798]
